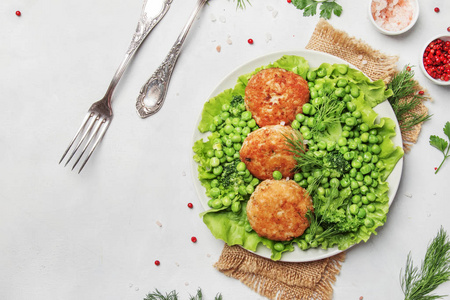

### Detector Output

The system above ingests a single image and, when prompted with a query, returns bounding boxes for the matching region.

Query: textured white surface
[1,1,449,299]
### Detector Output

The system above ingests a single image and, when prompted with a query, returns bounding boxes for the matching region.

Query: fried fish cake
[246,180,313,241]
[239,125,299,180]
[244,68,310,127]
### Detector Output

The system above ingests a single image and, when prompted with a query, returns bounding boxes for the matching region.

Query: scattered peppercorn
[15,11,21,16]
[447,27,450,32]
[191,237,197,243]
[434,7,440,13]
[418,90,425,95]
[187,203,193,208]
[154,260,160,266]
[287,0,292,3]
[248,38,254,44]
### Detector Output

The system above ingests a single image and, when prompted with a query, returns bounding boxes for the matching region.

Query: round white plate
[191,50,404,262]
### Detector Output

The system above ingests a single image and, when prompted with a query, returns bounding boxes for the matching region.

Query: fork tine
[77,119,111,173]
[64,113,97,167]
[59,113,92,164]
[71,115,104,171]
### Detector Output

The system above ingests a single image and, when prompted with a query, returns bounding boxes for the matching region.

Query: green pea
[210,157,220,167]
[296,113,306,123]
[350,180,359,190]
[317,187,325,196]
[231,201,241,213]
[370,129,378,135]
[233,143,242,151]
[346,101,357,112]
[364,218,375,228]
[357,208,366,218]
[212,199,223,209]
[302,103,313,115]
[371,171,379,179]
[345,117,357,127]
[352,110,362,119]
[343,94,353,102]
[247,119,256,128]
[338,137,348,146]
[349,204,359,215]
[213,166,223,175]
[317,67,327,77]
[356,172,364,181]
[352,195,361,203]
[274,243,285,252]
[360,185,369,195]
[241,111,252,121]
[341,178,351,188]
[238,120,247,128]
[367,204,376,213]
[273,171,282,180]
[350,86,360,98]
[236,162,246,172]
[213,116,223,126]
[352,160,362,169]
[298,179,308,188]
[222,196,232,207]
[360,123,369,132]
[238,185,247,195]
[360,164,372,175]
[246,185,254,194]
[294,173,303,182]
[304,233,313,243]
[330,178,340,188]
[361,196,369,205]
[336,64,348,74]
[311,97,323,107]
[307,70,317,81]
[337,78,348,88]
[327,141,336,151]
[364,175,373,186]
[291,119,300,129]
[307,176,315,184]
[303,131,313,140]
[335,87,346,98]
[349,168,357,178]
[299,240,309,250]
[344,151,355,161]
[363,152,372,162]
[250,178,260,186]
[211,180,219,188]
[371,144,381,155]
[242,127,251,136]
[310,88,319,99]
[368,135,378,144]
[307,117,316,127]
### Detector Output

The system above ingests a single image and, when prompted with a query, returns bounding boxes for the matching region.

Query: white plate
[191,50,404,262]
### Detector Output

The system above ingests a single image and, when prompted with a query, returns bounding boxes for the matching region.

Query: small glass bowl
[420,35,450,86]
[368,0,419,36]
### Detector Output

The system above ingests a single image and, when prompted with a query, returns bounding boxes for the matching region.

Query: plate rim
[190,49,404,262]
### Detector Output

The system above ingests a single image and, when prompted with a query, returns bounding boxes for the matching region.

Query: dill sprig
[310,92,344,136]
[285,130,324,172]
[144,288,223,300]
[400,227,450,300]
[234,0,251,9]
[387,65,432,132]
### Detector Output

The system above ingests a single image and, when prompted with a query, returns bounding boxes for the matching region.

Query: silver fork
[59,0,173,173]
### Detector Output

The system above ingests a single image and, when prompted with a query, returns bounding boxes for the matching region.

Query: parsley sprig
[401,227,450,300]
[292,0,343,20]
[429,121,450,174]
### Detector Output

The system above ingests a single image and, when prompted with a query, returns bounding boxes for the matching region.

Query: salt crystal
[362,60,368,65]
[267,5,274,11]
[358,55,363,60]
[371,0,414,32]
[272,10,278,18]
[185,282,189,286]
[265,33,272,43]
[135,287,139,291]
[404,193,412,198]
[226,35,233,45]
[155,220,162,227]
[280,121,285,125]
[210,14,216,22]
[219,16,226,23]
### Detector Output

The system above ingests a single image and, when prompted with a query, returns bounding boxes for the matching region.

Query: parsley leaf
[429,121,450,174]
[430,135,448,153]
[292,0,342,19]
[320,2,343,19]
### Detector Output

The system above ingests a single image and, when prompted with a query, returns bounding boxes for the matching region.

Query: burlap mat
[214,19,429,299]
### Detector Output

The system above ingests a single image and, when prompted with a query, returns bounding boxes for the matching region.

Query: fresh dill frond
[234,0,251,9]
[387,65,432,132]
[400,227,450,300]
[144,289,179,300]
[310,93,344,136]
[145,289,223,300]
[284,130,324,172]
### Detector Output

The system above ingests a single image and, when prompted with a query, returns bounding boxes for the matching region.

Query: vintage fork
[59,0,172,173]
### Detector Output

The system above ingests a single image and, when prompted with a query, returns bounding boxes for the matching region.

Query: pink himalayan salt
[371,0,415,32]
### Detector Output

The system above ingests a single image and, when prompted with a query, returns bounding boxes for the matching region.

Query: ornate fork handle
[136,0,208,118]
[104,0,173,103]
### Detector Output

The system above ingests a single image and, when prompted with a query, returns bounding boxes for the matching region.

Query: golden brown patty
[245,68,310,127]
[246,180,313,241]
[239,125,299,180]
